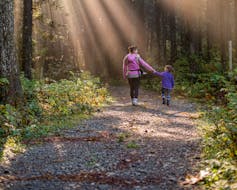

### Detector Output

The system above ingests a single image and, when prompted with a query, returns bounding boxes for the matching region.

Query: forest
[0,0,237,189]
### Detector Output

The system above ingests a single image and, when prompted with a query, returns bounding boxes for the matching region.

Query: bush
[198,76,237,189]
[0,72,110,142]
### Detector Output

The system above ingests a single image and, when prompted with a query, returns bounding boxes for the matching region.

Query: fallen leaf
[180,170,209,186]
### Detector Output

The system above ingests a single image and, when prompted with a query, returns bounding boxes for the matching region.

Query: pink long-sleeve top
[123,53,155,79]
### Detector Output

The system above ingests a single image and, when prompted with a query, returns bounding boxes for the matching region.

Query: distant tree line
[133,0,237,73]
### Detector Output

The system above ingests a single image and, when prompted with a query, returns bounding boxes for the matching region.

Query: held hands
[147,68,156,74]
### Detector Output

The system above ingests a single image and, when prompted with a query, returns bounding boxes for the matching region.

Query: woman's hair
[128,45,137,53]
[165,65,174,72]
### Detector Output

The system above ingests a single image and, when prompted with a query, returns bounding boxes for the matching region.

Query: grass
[126,141,139,149]
[117,132,131,143]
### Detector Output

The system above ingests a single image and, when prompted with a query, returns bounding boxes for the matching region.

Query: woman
[123,45,155,105]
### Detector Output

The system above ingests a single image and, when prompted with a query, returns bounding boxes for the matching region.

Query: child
[153,65,174,106]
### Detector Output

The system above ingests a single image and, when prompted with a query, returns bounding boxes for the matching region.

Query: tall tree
[144,0,155,52]
[206,0,213,62]
[155,0,162,63]
[22,0,33,79]
[0,0,23,104]
[194,3,202,56]
[220,0,228,72]
[161,3,168,65]
[169,11,177,64]
[235,0,237,63]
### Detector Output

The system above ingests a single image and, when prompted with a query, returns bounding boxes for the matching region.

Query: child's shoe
[167,100,170,106]
[162,98,166,105]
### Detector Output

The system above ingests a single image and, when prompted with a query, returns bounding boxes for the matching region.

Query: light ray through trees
[58,0,147,77]
[34,0,233,78]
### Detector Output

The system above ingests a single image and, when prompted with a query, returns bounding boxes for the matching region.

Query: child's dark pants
[162,88,171,104]
[128,78,140,98]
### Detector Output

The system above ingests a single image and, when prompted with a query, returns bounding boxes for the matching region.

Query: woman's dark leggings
[128,78,140,98]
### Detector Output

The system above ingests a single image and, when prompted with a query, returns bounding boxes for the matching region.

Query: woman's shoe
[131,98,135,105]
[133,98,138,106]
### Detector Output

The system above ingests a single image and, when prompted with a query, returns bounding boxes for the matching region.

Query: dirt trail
[0,86,201,190]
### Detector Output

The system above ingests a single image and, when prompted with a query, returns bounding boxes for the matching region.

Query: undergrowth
[0,72,111,161]
[142,62,237,189]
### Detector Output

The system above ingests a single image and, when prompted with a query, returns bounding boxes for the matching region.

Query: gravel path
[0,86,201,190]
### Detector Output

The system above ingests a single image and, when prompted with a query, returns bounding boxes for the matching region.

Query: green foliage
[199,160,237,189]
[126,141,139,149]
[0,78,9,86]
[167,62,237,188]
[175,55,207,80]
[0,104,21,136]
[204,91,237,158]
[142,53,237,189]
[141,77,161,92]
[195,75,237,189]
[37,72,109,118]
[0,72,110,150]
[117,132,131,143]
[177,73,229,103]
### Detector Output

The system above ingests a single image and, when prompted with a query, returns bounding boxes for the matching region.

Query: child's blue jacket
[154,71,174,89]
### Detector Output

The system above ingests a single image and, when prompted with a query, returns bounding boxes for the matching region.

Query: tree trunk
[15,0,24,68]
[161,5,168,65]
[206,0,213,62]
[135,0,146,53]
[195,18,202,56]
[0,0,23,105]
[155,0,162,64]
[235,0,237,65]
[144,0,155,53]
[220,0,228,72]
[22,0,33,79]
[169,12,177,64]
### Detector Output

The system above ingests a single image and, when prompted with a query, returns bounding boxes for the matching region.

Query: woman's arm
[123,55,128,79]
[137,55,155,72]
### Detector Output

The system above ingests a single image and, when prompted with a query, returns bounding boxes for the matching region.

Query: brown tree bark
[161,5,168,65]
[22,0,33,79]
[220,0,228,72]
[155,0,162,64]
[235,0,237,64]
[0,0,23,105]
[169,11,177,64]
[206,0,213,62]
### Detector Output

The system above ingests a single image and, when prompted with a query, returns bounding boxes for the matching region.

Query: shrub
[199,79,237,189]
[0,72,110,142]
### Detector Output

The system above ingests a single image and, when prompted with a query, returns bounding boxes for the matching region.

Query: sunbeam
[32,0,235,79]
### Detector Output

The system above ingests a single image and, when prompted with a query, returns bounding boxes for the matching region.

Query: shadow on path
[0,86,201,190]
